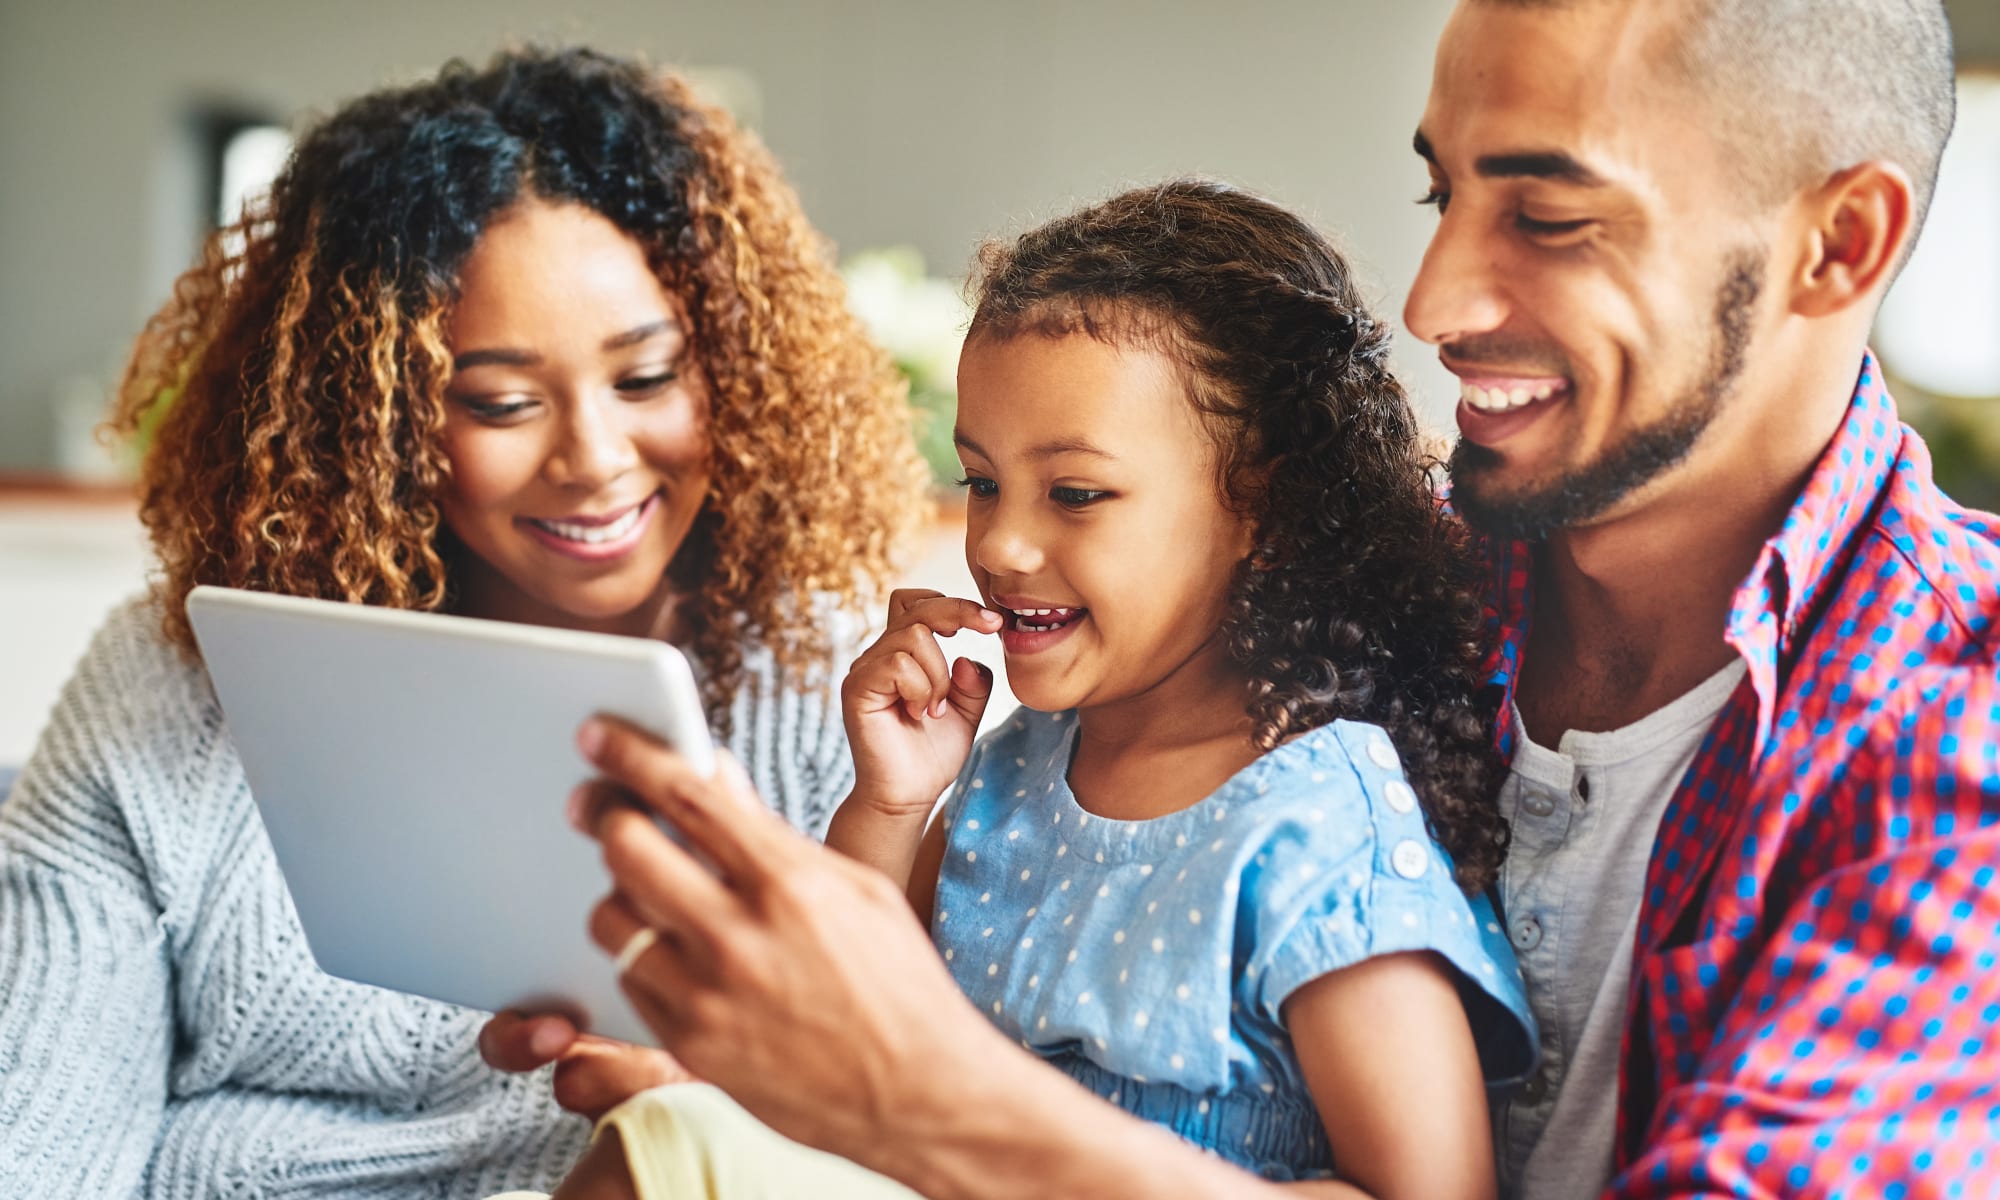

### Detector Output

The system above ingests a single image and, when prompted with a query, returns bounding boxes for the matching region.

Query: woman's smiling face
[438,199,712,636]
[953,330,1255,717]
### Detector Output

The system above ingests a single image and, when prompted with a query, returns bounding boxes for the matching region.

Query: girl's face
[953,332,1255,717]
[438,200,711,637]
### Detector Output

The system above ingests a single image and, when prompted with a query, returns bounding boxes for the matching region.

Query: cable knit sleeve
[721,636,855,842]
[0,600,190,1197]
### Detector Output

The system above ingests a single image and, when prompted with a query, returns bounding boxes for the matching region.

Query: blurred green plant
[1897,382,2000,514]
[841,247,970,487]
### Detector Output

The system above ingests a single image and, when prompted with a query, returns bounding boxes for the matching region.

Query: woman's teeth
[1010,607,1082,632]
[532,503,645,544]
[1461,381,1559,413]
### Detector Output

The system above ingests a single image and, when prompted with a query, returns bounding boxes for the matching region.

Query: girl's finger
[947,656,995,723]
[887,650,945,722]
[888,594,1004,639]
[580,718,796,886]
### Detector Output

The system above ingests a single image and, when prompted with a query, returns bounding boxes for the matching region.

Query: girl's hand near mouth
[839,589,1003,820]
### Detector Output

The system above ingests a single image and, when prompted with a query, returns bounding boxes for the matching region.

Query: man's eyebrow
[1413,129,1608,188]
[951,432,1117,462]
[1475,151,1607,187]
[451,320,678,371]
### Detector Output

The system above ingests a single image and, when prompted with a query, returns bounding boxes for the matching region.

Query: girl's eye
[1516,214,1593,238]
[955,475,998,500]
[456,396,536,422]
[615,371,678,396]
[1417,188,1450,215]
[1051,486,1109,508]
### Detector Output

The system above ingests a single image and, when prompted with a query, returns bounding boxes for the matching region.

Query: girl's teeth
[1010,606,1079,632]
[536,504,644,544]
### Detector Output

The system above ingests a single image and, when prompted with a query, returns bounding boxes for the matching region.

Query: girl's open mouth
[996,604,1089,655]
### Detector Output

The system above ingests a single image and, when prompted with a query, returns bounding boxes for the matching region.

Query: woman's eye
[615,371,678,396]
[1051,486,1109,508]
[955,475,998,500]
[455,396,536,422]
[1417,188,1450,215]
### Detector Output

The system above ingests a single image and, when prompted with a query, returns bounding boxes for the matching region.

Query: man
[488,2,1999,1195]
[1407,1,1994,1195]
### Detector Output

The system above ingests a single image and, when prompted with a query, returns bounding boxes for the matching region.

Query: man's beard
[1450,249,1764,543]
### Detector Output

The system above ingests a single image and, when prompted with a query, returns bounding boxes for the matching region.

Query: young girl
[548,180,1534,1199]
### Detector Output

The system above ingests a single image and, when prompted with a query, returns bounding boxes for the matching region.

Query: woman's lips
[519,493,659,562]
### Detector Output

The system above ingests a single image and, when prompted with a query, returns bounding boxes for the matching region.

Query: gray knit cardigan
[0,596,854,1198]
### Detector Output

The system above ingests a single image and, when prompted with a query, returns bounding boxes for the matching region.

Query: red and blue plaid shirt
[1479,354,2000,1198]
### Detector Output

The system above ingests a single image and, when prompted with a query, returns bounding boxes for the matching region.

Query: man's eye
[1417,189,1451,214]
[1517,214,1593,237]
[955,475,998,499]
[1051,486,1109,508]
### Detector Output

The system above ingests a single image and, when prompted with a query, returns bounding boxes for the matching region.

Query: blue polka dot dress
[932,709,1537,1181]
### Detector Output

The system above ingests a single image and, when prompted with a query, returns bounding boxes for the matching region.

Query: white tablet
[186,584,714,1045]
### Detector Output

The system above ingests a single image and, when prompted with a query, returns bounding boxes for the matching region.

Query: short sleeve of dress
[1245,721,1537,1089]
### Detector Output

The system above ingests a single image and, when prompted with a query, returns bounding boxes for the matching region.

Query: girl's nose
[969,503,1045,578]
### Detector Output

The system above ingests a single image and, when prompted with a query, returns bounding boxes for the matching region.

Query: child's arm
[824,590,1001,890]
[1283,951,1497,1200]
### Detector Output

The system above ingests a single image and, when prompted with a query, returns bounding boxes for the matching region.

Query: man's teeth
[534,504,645,544]
[1461,381,1559,413]
[1011,607,1080,632]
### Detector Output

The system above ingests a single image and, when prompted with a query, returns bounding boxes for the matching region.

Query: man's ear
[1787,160,1916,320]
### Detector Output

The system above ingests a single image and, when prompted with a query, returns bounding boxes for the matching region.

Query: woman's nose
[546,393,640,490]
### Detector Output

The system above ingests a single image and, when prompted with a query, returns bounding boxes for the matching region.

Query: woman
[0,47,926,1198]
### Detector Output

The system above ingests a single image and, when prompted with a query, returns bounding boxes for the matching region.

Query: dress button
[1384,780,1418,813]
[1391,839,1429,880]
[1510,915,1544,951]
[1521,1069,1550,1104]
[1367,739,1400,770]
[1522,790,1556,818]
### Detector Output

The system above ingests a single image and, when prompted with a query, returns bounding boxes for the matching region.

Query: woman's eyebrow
[603,320,677,351]
[451,320,678,371]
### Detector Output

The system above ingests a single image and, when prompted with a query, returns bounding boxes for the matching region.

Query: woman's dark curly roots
[967,180,1507,892]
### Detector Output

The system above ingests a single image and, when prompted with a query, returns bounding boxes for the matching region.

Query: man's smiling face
[1404,1,1778,542]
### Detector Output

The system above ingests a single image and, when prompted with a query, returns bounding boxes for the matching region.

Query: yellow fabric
[602,1084,923,1200]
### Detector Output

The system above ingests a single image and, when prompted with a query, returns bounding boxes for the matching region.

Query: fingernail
[975,662,992,679]
[566,784,590,832]
[932,697,949,718]
[577,720,606,758]
[528,1021,567,1059]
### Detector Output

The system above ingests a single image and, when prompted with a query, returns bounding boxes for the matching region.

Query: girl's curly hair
[111,47,929,727]
[966,180,1507,891]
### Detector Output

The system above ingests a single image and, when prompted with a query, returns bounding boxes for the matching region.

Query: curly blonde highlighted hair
[112,48,928,724]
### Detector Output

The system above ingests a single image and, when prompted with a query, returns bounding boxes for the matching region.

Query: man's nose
[1404,208,1511,348]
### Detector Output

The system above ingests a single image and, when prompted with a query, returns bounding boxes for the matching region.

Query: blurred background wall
[3,0,1995,469]
[0,0,1481,471]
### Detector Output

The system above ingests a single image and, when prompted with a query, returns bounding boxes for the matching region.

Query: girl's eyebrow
[952,431,1117,462]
